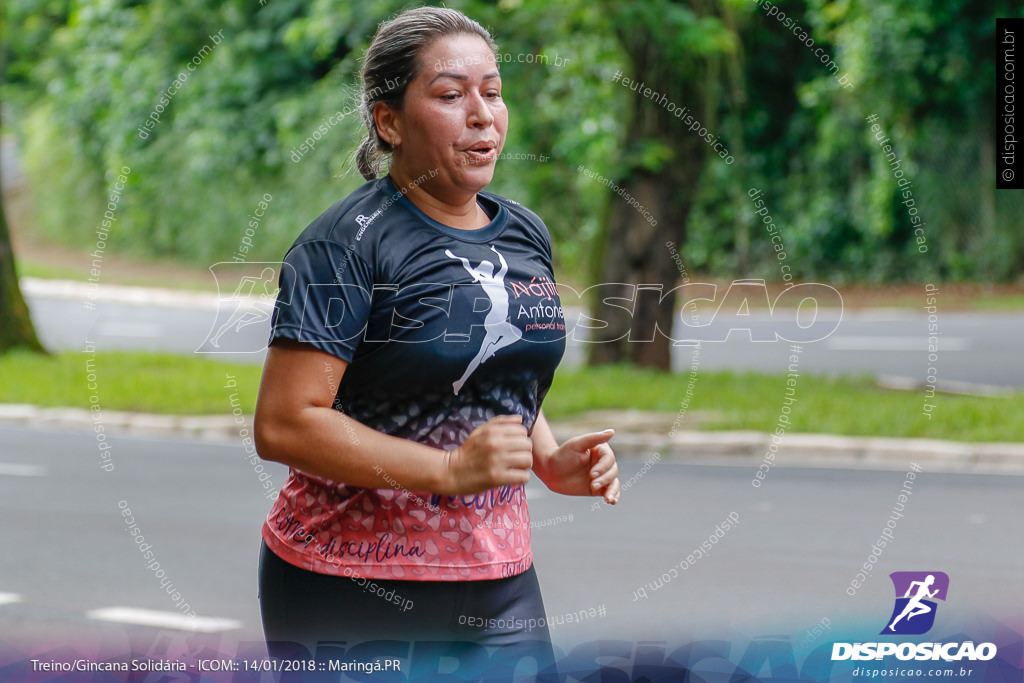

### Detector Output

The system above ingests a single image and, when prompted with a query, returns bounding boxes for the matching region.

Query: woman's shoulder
[289,177,397,250]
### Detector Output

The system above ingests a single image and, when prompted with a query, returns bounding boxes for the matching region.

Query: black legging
[258,540,558,678]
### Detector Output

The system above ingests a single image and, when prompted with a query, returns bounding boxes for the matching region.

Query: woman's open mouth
[462,142,497,164]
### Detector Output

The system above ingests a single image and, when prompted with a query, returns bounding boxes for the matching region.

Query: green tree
[689,0,1023,284]
[3,0,1019,367]
[585,0,741,369]
[0,8,45,353]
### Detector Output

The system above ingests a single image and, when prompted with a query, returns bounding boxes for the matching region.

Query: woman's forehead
[417,34,499,78]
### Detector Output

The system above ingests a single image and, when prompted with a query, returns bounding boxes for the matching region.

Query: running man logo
[198,262,282,354]
[881,571,949,635]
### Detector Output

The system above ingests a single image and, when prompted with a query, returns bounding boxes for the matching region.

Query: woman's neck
[388,168,490,230]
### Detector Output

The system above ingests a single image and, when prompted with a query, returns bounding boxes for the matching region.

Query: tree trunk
[0,105,46,354]
[588,25,709,371]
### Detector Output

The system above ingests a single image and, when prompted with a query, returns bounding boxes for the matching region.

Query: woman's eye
[441,93,460,101]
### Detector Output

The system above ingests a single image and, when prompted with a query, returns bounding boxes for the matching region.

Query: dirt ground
[6,186,263,290]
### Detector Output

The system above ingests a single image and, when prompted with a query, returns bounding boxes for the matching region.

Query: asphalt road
[2,425,1020,653]
[24,287,1024,388]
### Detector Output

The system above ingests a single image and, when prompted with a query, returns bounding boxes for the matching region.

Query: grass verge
[0,350,262,415]
[0,352,1019,442]
[546,365,1020,442]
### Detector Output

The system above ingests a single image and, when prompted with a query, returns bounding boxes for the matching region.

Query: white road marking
[95,322,163,338]
[826,336,968,351]
[86,607,241,633]
[0,593,22,606]
[0,464,46,477]
[21,277,224,311]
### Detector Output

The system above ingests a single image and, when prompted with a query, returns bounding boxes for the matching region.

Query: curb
[3,404,1023,473]
[0,404,244,441]
[572,429,1024,473]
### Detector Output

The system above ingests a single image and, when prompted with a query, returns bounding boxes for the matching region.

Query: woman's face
[378,33,507,201]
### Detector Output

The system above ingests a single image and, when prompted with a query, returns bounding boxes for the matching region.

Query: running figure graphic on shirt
[888,574,939,631]
[445,246,522,395]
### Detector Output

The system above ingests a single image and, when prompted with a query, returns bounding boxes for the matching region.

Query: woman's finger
[588,443,617,478]
[602,476,621,504]
[565,429,615,454]
[588,447,618,496]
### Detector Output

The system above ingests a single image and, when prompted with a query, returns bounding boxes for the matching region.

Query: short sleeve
[269,240,373,363]
[539,222,555,270]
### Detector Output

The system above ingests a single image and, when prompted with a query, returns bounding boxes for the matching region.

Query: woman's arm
[254,339,534,496]
[530,409,621,504]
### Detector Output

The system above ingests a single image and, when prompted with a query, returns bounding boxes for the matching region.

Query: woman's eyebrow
[430,71,468,84]
[428,71,501,85]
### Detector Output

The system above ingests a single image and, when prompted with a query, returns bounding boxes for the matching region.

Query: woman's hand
[445,415,535,495]
[536,429,621,504]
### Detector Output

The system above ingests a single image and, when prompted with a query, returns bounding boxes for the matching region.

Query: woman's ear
[373,101,401,147]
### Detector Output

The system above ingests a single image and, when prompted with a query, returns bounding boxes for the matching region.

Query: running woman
[253,6,620,671]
